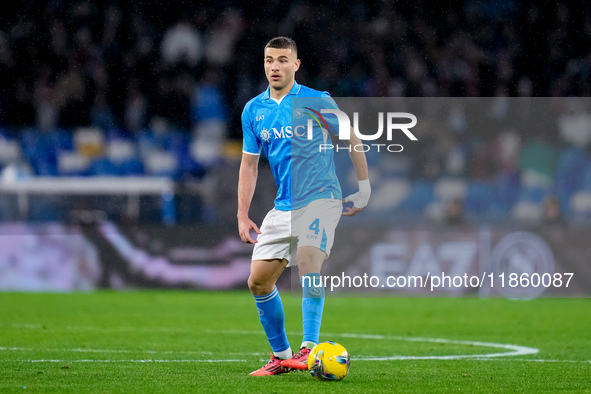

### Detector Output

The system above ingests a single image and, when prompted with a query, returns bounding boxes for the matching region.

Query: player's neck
[269,80,295,101]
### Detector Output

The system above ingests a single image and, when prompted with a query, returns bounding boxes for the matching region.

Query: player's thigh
[296,246,327,276]
[295,199,342,257]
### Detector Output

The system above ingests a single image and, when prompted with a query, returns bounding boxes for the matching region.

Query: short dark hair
[265,36,297,55]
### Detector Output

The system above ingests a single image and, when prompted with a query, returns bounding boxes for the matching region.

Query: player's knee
[297,255,322,276]
[297,256,312,273]
[248,275,274,296]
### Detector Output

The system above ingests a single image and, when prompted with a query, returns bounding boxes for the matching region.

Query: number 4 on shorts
[309,218,320,235]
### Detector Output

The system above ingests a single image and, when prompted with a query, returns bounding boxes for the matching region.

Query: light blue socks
[301,273,325,346]
[254,286,291,356]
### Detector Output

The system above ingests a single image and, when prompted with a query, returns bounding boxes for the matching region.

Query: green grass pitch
[0,291,589,393]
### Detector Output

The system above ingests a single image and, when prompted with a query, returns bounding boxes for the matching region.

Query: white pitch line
[20,359,247,363]
[5,323,191,333]
[0,347,263,356]
[10,324,45,329]
[0,327,546,363]
[218,329,539,360]
[463,358,591,364]
[0,358,589,364]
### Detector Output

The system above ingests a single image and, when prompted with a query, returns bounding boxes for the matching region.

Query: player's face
[264,47,300,92]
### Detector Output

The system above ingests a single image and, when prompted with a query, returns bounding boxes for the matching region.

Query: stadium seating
[570,191,591,222]
[398,180,434,214]
[2,123,591,225]
[463,182,495,217]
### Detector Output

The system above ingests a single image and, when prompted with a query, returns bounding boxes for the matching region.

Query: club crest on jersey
[260,128,271,142]
[293,108,304,119]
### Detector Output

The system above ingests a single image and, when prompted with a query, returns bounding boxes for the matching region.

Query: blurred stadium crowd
[1,0,591,224]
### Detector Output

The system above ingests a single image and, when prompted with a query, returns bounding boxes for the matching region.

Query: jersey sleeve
[241,106,261,155]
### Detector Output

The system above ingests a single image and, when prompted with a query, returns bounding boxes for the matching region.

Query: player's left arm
[342,126,370,216]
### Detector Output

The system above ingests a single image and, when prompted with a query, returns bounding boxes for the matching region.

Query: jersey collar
[263,80,301,100]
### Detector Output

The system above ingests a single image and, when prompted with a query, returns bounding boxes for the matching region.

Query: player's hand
[342,179,371,216]
[238,215,261,244]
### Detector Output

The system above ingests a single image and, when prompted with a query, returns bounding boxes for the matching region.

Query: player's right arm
[238,102,263,244]
[237,152,261,244]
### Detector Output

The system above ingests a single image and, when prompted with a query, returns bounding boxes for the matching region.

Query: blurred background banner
[0,222,100,291]
[0,221,253,292]
[1,221,589,297]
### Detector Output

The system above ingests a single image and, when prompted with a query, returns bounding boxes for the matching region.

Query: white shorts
[252,199,342,267]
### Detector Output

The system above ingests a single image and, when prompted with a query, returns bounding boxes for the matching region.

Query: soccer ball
[307,341,350,381]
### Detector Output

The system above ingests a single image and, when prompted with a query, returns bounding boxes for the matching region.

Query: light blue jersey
[242,81,342,211]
